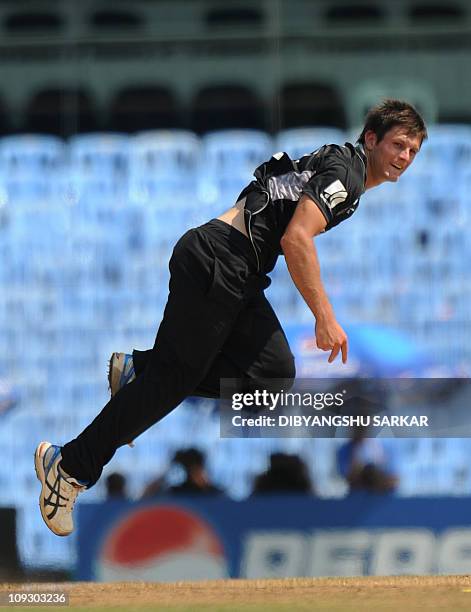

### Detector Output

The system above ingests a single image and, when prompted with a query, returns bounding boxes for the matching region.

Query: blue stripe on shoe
[45,446,61,473]
[119,355,135,387]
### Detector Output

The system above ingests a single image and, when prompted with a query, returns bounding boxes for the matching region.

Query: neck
[364,149,383,190]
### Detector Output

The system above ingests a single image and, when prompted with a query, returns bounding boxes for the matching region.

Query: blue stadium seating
[199,129,272,207]
[128,129,200,203]
[68,133,130,202]
[1,126,471,570]
[0,134,65,202]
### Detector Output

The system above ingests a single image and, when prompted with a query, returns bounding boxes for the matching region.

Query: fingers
[315,321,348,364]
[328,344,340,363]
[327,339,348,364]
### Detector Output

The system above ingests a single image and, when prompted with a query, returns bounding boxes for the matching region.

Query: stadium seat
[69,133,129,173]
[199,129,272,205]
[413,124,471,173]
[324,3,384,25]
[0,134,65,201]
[205,6,264,29]
[128,129,200,203]
[90,9,142,30]
[276,82,346,130]
[191,85,265,133]
[4,11,64,34]
[24,87,98,136]
[0,134,64,172]
[108,86,180,132]
[409,3,464,24]
[67,133,130,201]
[0,95,10,137]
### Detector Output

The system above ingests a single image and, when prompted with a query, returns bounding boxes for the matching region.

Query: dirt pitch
[2,576,471,611]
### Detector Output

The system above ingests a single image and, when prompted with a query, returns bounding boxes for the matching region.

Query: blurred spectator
[252,452,314,495]
[105,471,128,500]
[337,426,399,494]
[168,447,224,496]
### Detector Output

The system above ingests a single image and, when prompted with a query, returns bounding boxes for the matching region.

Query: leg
[60,227,250,486]
[199,291,295,395]
[134,289,295,397]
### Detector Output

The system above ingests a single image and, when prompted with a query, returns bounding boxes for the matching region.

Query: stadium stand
[1,125,471,569]
[0,0,470,576]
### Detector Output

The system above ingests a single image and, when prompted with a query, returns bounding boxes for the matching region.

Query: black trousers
[60,220,295,487]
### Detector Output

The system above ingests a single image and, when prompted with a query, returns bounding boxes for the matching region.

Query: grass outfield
[2,576,471,611]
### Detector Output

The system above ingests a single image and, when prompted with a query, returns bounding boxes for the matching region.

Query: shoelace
[62,480,84,513]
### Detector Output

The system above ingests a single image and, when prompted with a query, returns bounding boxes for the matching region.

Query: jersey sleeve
[302,157,359,231]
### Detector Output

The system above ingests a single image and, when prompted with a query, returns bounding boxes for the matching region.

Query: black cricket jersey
[238,142,367,273]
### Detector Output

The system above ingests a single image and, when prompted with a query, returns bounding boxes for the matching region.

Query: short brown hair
[357,99,427,146]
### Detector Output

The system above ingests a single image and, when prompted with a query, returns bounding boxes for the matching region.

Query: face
[364,126,422,187]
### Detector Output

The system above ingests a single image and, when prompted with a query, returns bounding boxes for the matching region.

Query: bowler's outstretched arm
[280,194,348,364]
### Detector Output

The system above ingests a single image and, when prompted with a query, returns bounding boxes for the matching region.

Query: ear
[364,130,377,151]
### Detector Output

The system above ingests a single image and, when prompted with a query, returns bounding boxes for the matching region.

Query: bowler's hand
[315,317,348,363]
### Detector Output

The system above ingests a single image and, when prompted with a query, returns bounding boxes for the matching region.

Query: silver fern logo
[321,179,348,209]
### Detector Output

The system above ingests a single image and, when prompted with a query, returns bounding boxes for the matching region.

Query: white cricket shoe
[108,352,136,397]
[34,441,86,537]
[107,352,137,447]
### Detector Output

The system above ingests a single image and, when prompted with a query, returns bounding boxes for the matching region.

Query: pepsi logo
[97,504,229,582]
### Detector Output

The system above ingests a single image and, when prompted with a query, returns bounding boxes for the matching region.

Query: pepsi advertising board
[77,496,471,580]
